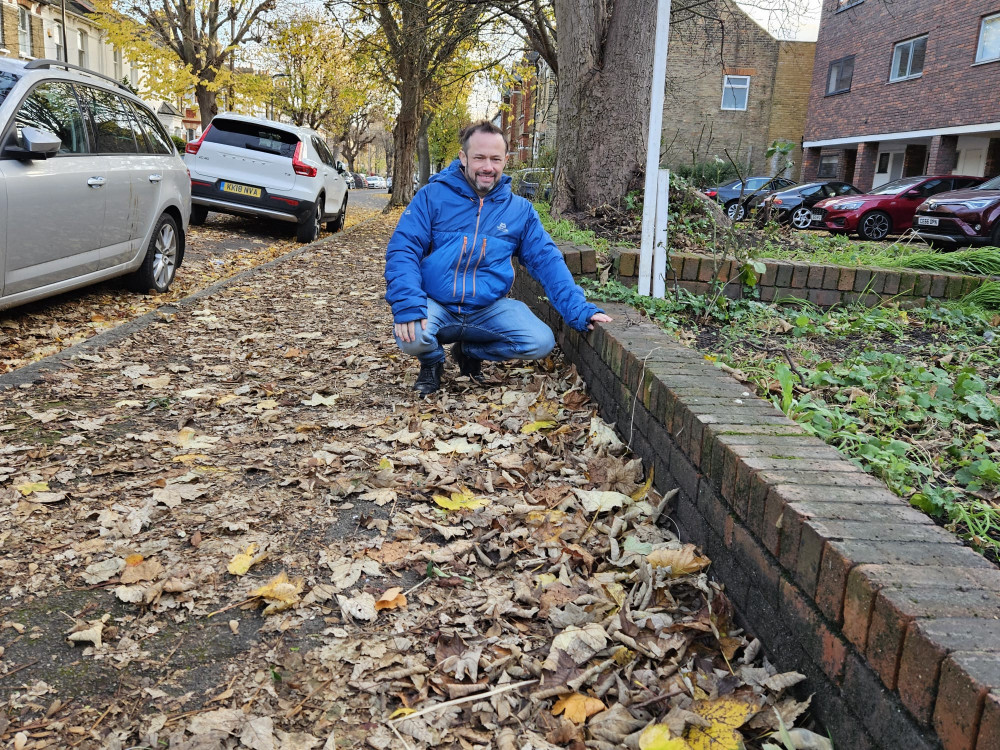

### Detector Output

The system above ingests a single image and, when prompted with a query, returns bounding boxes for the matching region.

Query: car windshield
[975,175,1000,190]
[868,176,925,195]
[0,71,19,107]
[205,118,299,157]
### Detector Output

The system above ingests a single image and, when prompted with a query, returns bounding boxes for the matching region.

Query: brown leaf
[374,587,407,611]
[551,693,606,724]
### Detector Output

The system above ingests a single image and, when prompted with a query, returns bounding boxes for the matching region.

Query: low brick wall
[513,268,1000,750]
[604,248,989,308]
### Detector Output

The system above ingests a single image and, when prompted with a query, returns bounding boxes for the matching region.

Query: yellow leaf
[534,573,558,587]
[227,543,263,576]
[685,697,759,750]
[256,399,279,410]
[521,420,556,434]
[378,457,393,471]
[551,693,606,724]
[250,571,304,615]
[388,707,415,719]
[647,544,712,577]
[124,553,144,567]
[631,466,655,502]
[639,725,691,750]
[215,394,241,406]
[17,481,49,496]
[433,488,490,511]
[374,587,407,611]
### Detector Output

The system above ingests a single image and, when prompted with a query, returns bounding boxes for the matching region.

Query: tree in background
[91,0,276,128]
[334,0,493,208]
[425,76,472,176]
[268,13,359,131]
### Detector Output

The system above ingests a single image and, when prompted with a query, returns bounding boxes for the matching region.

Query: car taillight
[292,142,318,177]
[184,125,212,155]
[705,190,717,198]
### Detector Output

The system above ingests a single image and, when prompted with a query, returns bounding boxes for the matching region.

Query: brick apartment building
[500,52,557,167]
[802,0,1000,191]
[662,6,815,179]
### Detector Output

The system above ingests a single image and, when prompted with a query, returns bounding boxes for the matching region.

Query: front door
[0,81,106,297]
[956,149,985,177]
[873,151,905,188]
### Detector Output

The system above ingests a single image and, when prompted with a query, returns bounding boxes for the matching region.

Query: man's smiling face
[459,131,509,196]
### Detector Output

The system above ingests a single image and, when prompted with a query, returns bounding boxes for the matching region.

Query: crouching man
[384,120,612,396]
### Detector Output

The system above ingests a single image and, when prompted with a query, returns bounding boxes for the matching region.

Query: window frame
[77,30,87,69]
[720,74,750,111]
[7,80,91,157]
[826,55,855,95]
[889,34,927,82]
[53,21,64,62]
[817,155,840,179]
[18,6,31,57]
[977,13,1000,64]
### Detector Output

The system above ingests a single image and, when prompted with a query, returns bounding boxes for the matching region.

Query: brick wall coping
[513,265,1000,750]
[557,244,994,309]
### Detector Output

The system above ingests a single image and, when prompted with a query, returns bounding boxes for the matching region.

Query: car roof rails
[24,59,133,94]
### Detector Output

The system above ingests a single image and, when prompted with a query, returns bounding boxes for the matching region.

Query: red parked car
[911,175,1000,250]
[810,175,984,241]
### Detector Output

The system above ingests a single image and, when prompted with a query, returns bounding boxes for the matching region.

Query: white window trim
[889,35,927,82]
[18,6,31,56]
[977,13,1000,63]
[721,75,750,111]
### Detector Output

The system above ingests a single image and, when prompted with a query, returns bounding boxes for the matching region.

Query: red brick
[977,692,1000,750]
[791,264,809,288]
[899,619,1000,726]
[867,587,1000,691]
[837,268,856,291]
[807,264,826,288]
[697,258,717,282]
[618,251,638,277]
[822,265,841,289]
[681,256,700,281]
[562,248,583,274]
[779,579,848,683]
[934,652,1000,750]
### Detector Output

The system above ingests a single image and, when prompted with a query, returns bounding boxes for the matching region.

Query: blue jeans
[395,298,556,365]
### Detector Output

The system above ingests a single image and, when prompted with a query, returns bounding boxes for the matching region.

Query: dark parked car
[810,175,984,241]
[703,176,797,220]
[511,168,553,201]
[754,181,861,229]
[351,172,365,189]
[912,175,1000,249]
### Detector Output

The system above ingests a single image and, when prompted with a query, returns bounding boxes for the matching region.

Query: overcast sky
[739,0,823,41]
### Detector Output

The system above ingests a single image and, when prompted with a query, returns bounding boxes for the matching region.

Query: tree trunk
[551,0,654,216]
[417,113,431,186]
[195,79,218,129]
[387,75,421,209]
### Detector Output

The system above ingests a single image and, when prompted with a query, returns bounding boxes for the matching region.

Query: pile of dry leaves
[0,214,823,750]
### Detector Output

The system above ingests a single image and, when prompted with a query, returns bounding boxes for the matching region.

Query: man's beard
[464,165,497,194]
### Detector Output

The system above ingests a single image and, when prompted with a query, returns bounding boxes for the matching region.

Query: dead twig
[388,679,538,725]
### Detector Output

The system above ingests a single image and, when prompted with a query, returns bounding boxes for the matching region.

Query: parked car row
[708,170,999,248]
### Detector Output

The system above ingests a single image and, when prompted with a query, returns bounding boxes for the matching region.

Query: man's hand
[587,312,613,331]
[394,319,427,343]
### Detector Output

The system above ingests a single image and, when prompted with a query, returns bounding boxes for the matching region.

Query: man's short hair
[460,120,507,153]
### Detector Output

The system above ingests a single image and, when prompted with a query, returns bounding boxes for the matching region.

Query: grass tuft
[960,280,1000,309]
[882,247,1000,276]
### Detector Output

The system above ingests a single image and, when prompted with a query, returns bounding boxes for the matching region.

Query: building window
[53,22,64,61]
[721,75,750,111]
[977,13,1000,63]
[77,30,87,69]
[826,55,855,95]
[818,155,839,178]
[18,6,31,57]
[836,0,863,9]
[877,152,891,173]
[890,35,927,81]
[113,47,122,80]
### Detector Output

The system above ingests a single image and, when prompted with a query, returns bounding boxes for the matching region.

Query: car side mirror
[905,189,922,198]
[4,126,61,160]
[335,160,347,174]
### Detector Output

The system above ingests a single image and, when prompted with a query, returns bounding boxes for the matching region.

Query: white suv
[184,115,349,243]
[0,58,190,312]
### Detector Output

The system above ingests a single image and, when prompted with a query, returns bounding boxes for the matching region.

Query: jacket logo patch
[497,222,508,233]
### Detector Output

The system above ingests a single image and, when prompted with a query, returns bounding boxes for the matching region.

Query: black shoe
[414,361,444,396]
[451,343,486,383]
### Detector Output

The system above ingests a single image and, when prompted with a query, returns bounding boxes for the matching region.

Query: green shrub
[170,135,186,153]
[672,158,739,189]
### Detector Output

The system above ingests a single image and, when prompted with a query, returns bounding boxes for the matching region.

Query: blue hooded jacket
[384,159,602,332]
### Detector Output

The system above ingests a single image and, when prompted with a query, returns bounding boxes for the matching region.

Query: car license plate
[221,181,262,199]
[917,216,939,227]
[811,212,823,221]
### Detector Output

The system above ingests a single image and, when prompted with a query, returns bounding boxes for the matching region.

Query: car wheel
[858,210,891,241]
[128,213,179,293]
[790,207,813,230]
[326,197,347,233]
[725,200,746,221]
[190,205,208,226]
[297,197,323,243]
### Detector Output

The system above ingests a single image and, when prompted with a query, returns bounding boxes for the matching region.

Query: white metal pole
[637,0,672,296]
[652,168,670,298]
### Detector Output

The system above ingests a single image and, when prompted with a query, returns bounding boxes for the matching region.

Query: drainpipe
[60,0,68,62]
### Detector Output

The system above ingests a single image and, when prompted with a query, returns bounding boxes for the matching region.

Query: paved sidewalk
[0,215,806,750]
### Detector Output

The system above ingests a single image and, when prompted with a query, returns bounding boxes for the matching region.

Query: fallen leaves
[250,572,304,615]
[647,544,713,577]
[552,692,606,723]
[433,488,490,511]
[66,614,110,648]
[374,587,407,611]
[228,543,266,576]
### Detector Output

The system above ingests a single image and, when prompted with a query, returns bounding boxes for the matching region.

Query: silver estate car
[0,58,190,312]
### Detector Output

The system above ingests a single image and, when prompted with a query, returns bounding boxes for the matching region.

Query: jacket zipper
[471,238,487,297]
[460,197,485,305]
[452,236,468,297]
